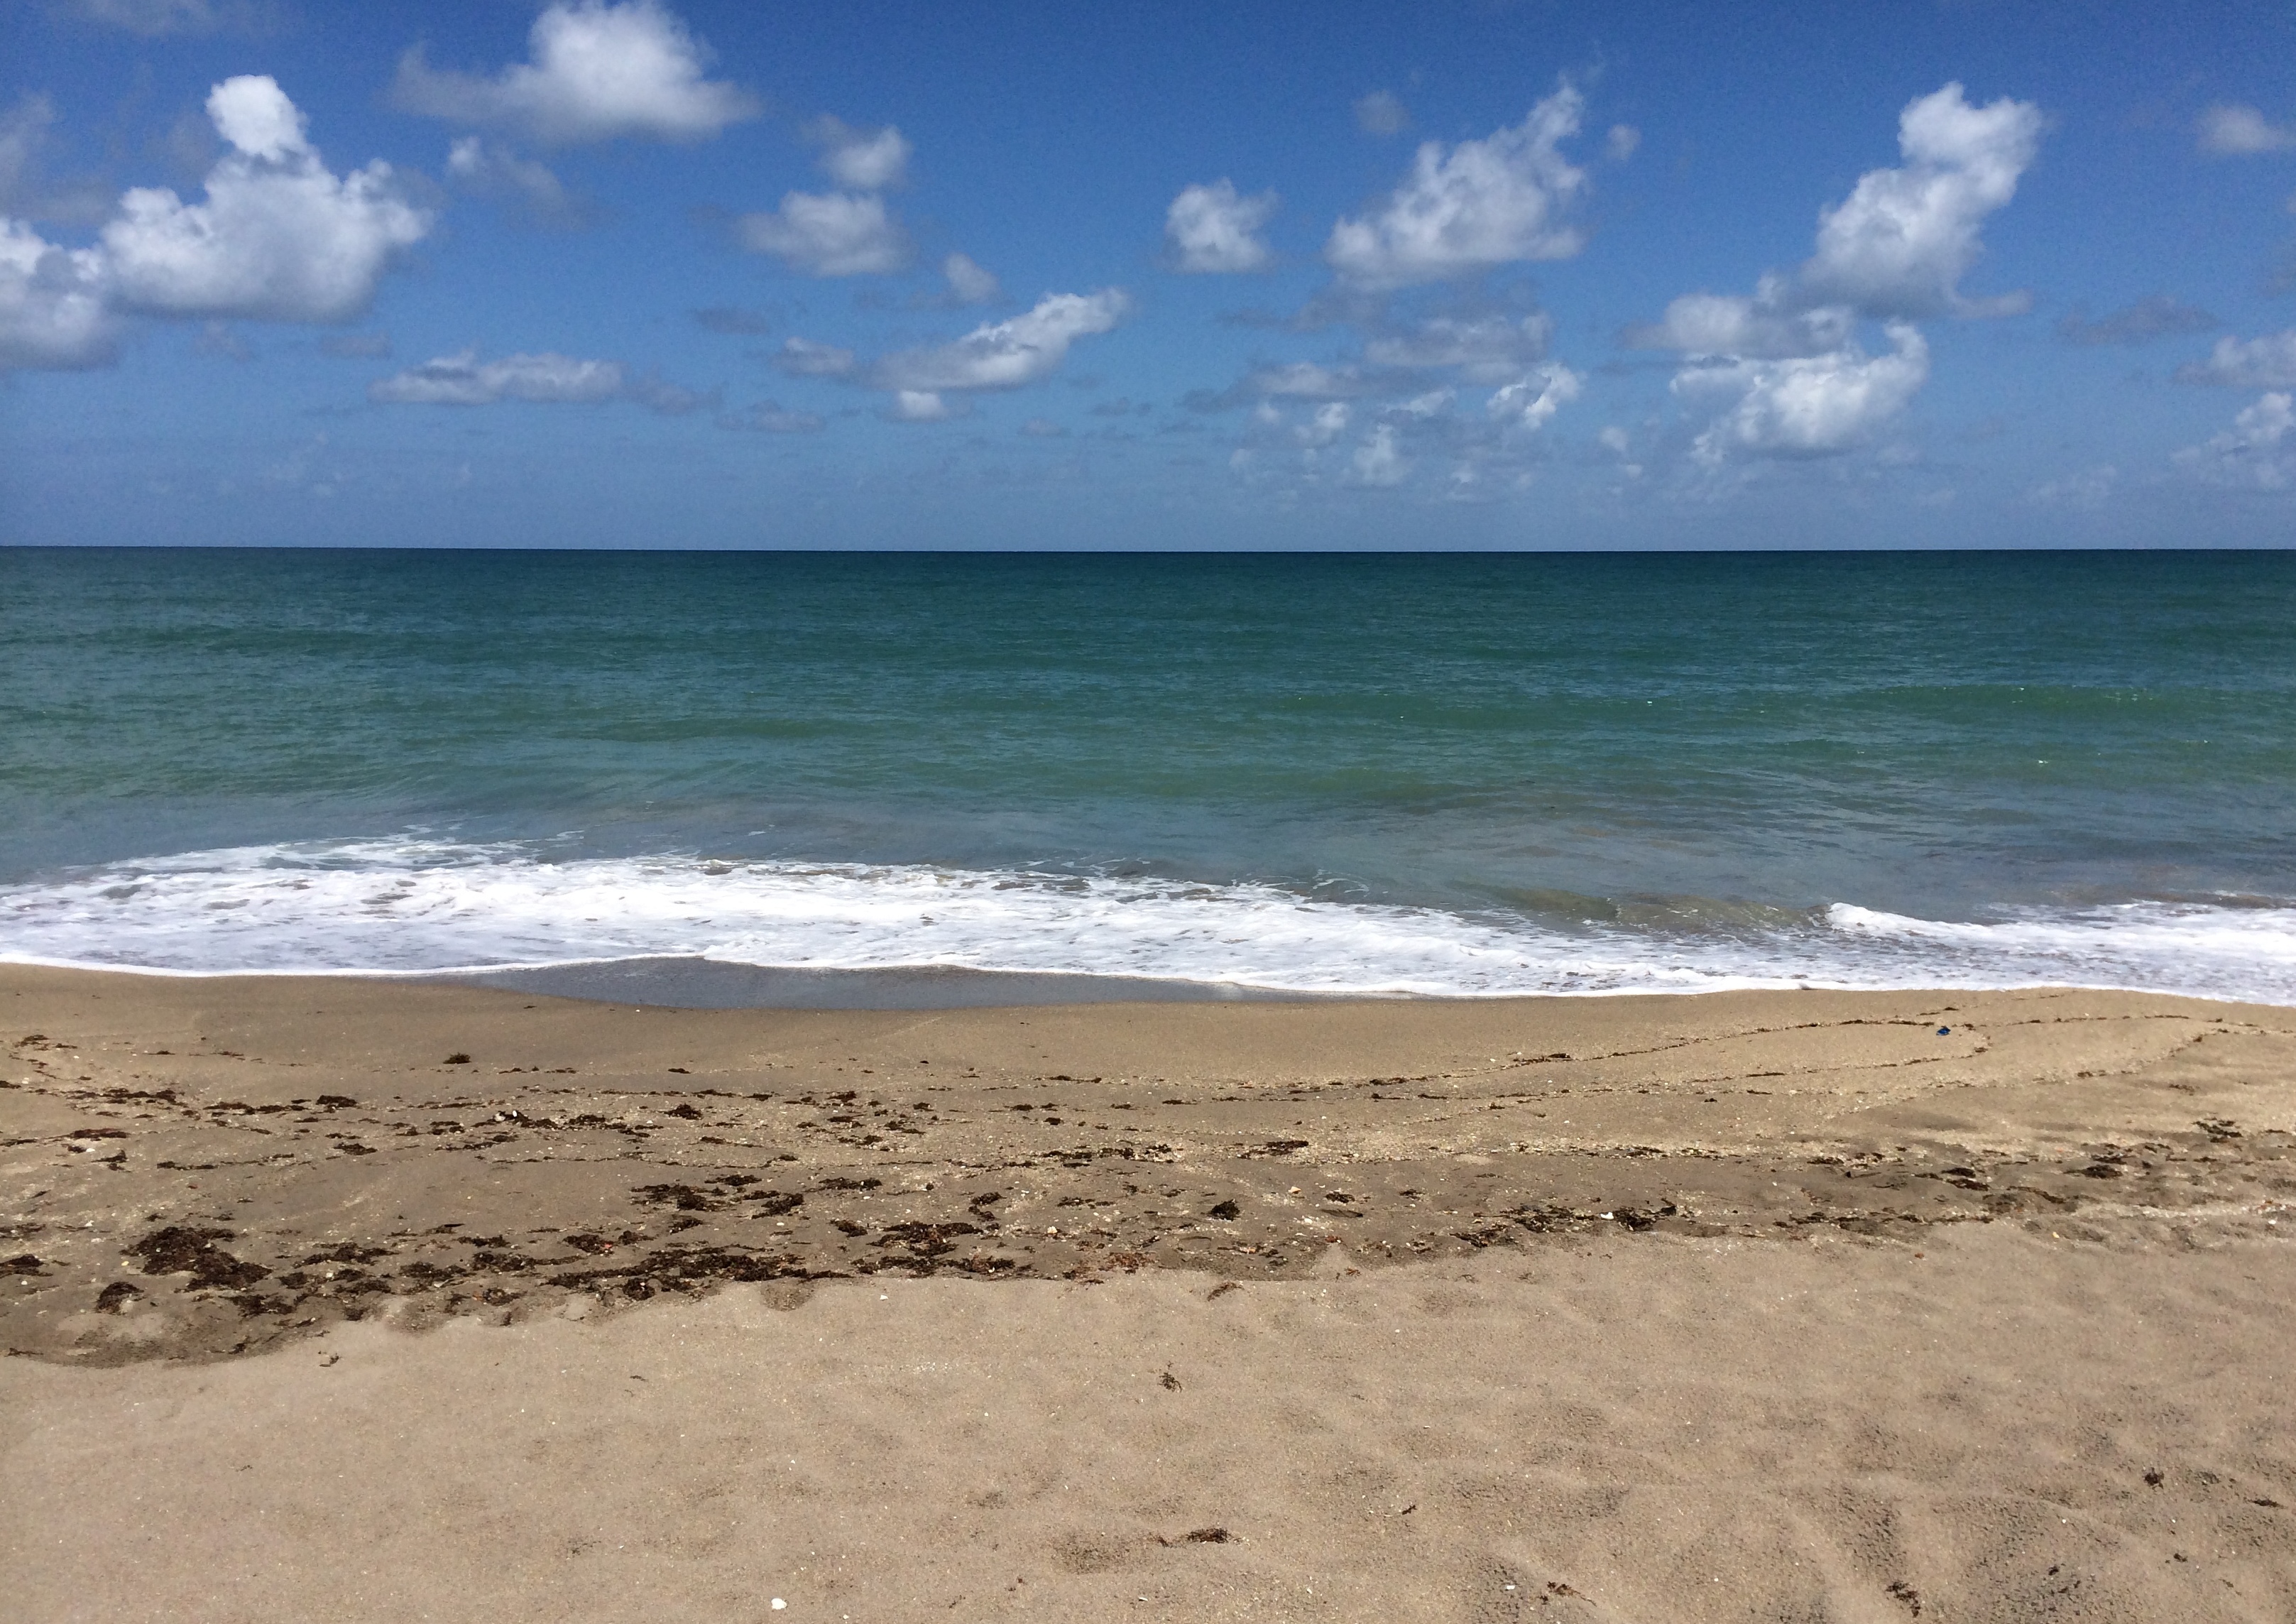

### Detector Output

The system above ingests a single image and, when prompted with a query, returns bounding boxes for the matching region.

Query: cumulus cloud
[718,398,822,432]
[941,251,1000,305]
[1295,401,1351,447]
[773,336,855,377]
[99,76,432,324]
[870,288,1131,393]
[1606,124,1641,161]
[805,116,909,190]
[737,190,909,276]
[1325,84,1588,289]
[1348,423,1408,485]
[2174,329,2296,387]
[1628,85,2034,467]
[2055,295,2215,347]
[1796,83,2042,319]
[392,0,758,146]
[368,349,625,405]
[446,137,589,227]
[2198,104,2296,156]
[3,72,424,374]
[2175,393,2296,488]
[1628,282,1856,358]
[1676,322,1930,464]
[0,217,116,369]
[1485,362,1582,431]
[1166,180,1277,273]
[1353,91,1410,136]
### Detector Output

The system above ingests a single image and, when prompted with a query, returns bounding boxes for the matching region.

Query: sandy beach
[4,966,2294,1619]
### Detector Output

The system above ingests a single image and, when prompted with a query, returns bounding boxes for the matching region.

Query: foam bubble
[2,838,2292,1004]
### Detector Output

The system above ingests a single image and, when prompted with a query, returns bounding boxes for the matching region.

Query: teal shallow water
[2,548,2292,1000]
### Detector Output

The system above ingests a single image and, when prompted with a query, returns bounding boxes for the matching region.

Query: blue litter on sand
[1937,1026,1951,1035]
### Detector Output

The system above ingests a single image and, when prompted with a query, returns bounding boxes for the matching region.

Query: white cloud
[1364,311,1553,378]
[2175,329,2296,388]
[1353,91,1409,136]
[1627,85,2033,469]
[1018,417,1066,437]
[1629,281,1854,359]
[1678,322,1929,463]
[1485,362,1582,430]
[941,251,1000,305]
[447,137,586,226]
[100,77,432,324]
[737,191,909,276]
[2175,393,2296,488]
[1605,124,1640,161]
[1798,83,2041,319]
[773,336,855,377]
[805,116,910,190]
[1166,180,1277,273]
[872,288,1131,393]
[1348,423,1408,485]
[368,349,625,405]
[1295,402,1351,447]
[0,217,116,370]
[884,388,958,422]
[391,0,758,146]
[1325,85,1588,289]
[2198,104,2296,156]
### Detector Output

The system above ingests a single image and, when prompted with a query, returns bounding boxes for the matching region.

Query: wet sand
[4,966,2294,1619]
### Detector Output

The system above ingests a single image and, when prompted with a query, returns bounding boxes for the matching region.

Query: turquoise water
[3,547,2293,1001]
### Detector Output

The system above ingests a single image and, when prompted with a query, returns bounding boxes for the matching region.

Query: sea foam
[3,837,2293,1005]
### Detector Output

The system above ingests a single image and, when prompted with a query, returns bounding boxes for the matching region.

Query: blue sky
[4,0,2295,550]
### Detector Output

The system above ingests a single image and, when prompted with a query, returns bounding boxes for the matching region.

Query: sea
[2,547,2292,1007]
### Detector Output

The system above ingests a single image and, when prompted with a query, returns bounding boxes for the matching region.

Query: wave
[1,837,2292,1004]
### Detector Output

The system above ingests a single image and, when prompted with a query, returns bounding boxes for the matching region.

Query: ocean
[3,547,2292,1005]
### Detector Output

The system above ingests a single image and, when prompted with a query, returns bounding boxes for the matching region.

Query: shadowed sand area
[4,966,2295,1619]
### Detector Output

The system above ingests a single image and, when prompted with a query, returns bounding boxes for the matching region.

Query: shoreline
[3,963,2290,1365]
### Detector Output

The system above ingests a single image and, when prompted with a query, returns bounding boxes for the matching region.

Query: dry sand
[4,966,2294,1620]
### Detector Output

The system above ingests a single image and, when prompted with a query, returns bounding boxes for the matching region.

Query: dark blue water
[2,548,2292,1000]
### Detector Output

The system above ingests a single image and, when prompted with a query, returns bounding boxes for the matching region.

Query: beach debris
[443,1053,470,1065]
[1207,1281,1241,1299]
[1887,1579,1923,1615]
[1208,1200,1240,1219]
[128,1225,271,1289]
[1160,1370,1181,1390]
[94,1280,141,1312]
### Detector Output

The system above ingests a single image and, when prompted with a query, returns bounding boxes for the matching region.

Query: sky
[3,0,2296,550]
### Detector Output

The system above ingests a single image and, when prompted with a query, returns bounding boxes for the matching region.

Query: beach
[5,966,2293,1619]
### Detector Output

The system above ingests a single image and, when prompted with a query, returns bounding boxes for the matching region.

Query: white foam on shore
[2,838,2293,1004]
